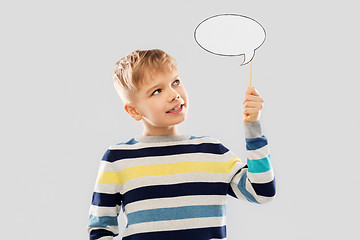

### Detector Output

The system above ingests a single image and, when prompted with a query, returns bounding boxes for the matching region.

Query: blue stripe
[247,155,272,173]
[102,143,229,162]
[122,182,228,207]
[252,178,276,197]
[189,135,208,140]
[122,225,226,240]
[246,135,268,150]
[127,205,225,225]
[116,138,138,145]
[89,229,118,240]
[238,172,259,203]
[88,215,118,227]
[91,192,122,207]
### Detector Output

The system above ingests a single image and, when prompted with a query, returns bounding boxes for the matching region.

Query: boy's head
[113,49,188,136]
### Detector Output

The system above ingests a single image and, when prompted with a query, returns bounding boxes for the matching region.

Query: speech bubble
[194,14,266,65]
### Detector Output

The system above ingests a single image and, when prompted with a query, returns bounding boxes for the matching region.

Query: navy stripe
[102,143,229,162]
[122,182,228,207]
[245,135,268,150]
[122,225,226,240]
[91,192,122,207]
[227,184,237,198]
[89,229,118,240]
[251,178,276,197]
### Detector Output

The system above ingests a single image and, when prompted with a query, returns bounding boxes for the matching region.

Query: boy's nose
[170,92,180,101]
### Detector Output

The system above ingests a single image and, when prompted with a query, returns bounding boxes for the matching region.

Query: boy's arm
[228,86,276,203]
[228,120,275,204]
[87,149,122,240]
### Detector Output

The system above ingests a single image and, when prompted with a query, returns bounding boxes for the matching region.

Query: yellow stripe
[97,156,241,185]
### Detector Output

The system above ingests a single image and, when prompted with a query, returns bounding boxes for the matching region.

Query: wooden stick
[250,60,253,87]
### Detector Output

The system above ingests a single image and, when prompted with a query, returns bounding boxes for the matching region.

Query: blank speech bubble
[194,14,266,65]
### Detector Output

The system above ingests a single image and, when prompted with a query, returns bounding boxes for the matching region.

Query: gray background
[1,0,359,239]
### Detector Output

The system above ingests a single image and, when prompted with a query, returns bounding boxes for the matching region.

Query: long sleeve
[228,120,276,204]
[87,149,123,240]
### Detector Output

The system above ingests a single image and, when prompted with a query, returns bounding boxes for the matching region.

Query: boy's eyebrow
[146,74,179,94]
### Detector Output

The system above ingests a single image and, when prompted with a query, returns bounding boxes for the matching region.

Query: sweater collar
[134,134,191,143]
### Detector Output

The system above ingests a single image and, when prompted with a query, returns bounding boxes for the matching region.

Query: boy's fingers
[244,108,260,114]
[243,101,262,108]
[243,95,263,103]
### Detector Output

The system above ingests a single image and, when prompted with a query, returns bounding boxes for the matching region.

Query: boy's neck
[141,125,181,137]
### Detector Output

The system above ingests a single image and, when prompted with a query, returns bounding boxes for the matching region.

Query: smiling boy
[123,67,187,136]
[87,49,276,240]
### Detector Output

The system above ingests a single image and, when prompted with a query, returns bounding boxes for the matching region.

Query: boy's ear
[124,103,142,121]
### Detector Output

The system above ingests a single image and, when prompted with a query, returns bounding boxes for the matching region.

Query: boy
[87,49,275,240]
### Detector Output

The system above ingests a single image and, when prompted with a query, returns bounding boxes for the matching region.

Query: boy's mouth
[166,104,184,113]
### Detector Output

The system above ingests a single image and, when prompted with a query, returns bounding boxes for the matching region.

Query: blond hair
[113,49,178,104]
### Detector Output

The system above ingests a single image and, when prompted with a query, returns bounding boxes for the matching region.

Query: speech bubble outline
[194,13,266,66]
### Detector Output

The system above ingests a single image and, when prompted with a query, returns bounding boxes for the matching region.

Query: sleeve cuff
[244,120,263,139]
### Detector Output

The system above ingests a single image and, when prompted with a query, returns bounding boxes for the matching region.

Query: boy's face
[126,68,188,136]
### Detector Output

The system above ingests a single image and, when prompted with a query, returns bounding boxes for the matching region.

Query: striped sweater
[88,121,275,240]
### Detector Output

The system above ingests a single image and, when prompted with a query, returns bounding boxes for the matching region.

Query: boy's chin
[169,115,187,125]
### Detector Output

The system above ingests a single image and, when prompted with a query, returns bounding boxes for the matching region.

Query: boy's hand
[242,86,264,122]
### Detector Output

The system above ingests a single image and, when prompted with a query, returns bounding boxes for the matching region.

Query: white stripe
[247,168,274,184]
[94,183,122,194]
[255,195,274,204]
[122,171,230,194]
[247,145,270,160]
[245,177,259,201]
[122,216,226,238]
[126,195,227,214]
[98,236,114,240]
[90,205,121,217]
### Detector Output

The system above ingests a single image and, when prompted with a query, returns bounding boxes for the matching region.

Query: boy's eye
[151,79,180,96]
[152,89,161,96]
